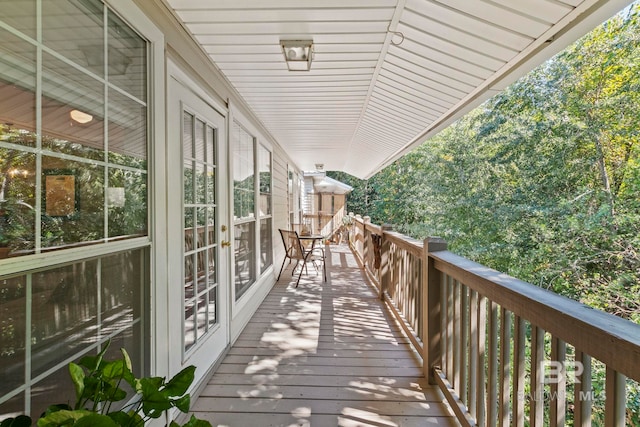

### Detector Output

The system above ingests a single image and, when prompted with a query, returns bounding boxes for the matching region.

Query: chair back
[279,229,305,261]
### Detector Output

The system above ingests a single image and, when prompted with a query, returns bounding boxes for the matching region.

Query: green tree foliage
[330,3,640,324]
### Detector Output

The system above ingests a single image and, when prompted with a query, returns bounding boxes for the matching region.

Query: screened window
[0,0,149,419]
[232,122,272,300]
[258,145,272,274]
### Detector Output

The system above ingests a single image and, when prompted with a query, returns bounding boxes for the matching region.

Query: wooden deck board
[190,244,458,426]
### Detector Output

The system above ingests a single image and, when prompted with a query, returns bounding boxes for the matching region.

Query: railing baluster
[512,315,526,427]
[447,276,454,381]
[574,350,592,427]
[550,338,566,426]
[469,289,478,419]
[499,308,512,427]
[488,300,499,427]
[440,273,448,376]
[530,327,545,427]
[453,279,461,394]
[605,368,626,427]
[460,284,469,406]
[477,294,487,426]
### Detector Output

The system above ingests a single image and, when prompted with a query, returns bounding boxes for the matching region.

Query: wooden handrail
[431,250,640,382]
[347,213,640,426]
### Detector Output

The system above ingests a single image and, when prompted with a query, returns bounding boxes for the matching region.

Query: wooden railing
[349,215,640,427]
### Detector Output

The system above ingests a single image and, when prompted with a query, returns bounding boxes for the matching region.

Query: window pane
[0,149,36,256]
[107,10,147,100]
[206,125,215,165]
[207,288,217,328]
[42,0,104,75]
[196,207,206,247]
[1,0,36,38]
[232,122,254,220]
[108,168,147,238]
[183,160,194,205]
[184,302,195,352]
[0,394,24,422]
[195,119,205,162]
[196,163,206,204]
[184,255,194,301]
[207,246,216,283]
[197,250,206,293]
[0,276,26,394]
[260,218,273,274]
[108,88,147,167]
[234,222,255,300]
[42,156,104,249]
[184,208,194,252]
[259,145,271,216]
[31,364,76,423]
[197,295,207,339]
[183,112,193,158]
[101,250,143,334]
[41,52,104,161]
[0,28,36,147]
[31,260,99,377]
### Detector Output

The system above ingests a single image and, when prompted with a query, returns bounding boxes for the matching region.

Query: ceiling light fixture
[70,109,93,124]
[280,39,313,71]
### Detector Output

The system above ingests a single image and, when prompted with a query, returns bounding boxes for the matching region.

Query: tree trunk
[593,130,616,217]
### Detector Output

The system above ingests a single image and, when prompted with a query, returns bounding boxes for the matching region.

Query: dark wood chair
[277,229,326,287]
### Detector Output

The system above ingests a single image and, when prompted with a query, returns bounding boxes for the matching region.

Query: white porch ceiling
[165,0,631,179]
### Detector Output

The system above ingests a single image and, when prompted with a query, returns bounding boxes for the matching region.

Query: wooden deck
[191,244,458,427]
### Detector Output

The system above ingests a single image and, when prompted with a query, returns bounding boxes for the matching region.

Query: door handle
[221,240,231,248]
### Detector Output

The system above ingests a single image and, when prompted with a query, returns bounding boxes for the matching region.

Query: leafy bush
[0,341,211,427]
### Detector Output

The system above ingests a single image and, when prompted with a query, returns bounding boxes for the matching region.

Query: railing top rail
[384,231,422,258]
[430,249,640,382]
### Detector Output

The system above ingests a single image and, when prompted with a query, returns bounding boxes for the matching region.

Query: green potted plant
[0,341,211,427]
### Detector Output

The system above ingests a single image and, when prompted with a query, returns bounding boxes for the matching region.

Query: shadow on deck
[191,244,458,426]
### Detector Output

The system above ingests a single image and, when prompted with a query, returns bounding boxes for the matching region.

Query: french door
[167,75,230,375]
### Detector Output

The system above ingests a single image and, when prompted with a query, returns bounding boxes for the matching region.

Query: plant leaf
[119,348,137,389]
[0,415,33,427]
[43,404,73,417]
[165,366,195,397]
[68,363,85,401]
[108,410,141,427]
[101,360,125,381]
[74,414,118,427]
[140,377,171,418]
[181,415,212,427]
[37,409,93,427]
[173,394,190,413]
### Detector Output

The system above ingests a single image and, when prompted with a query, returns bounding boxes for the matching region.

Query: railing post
[379,224,393,301]
[422,237,447,383]
[363,216,371,267]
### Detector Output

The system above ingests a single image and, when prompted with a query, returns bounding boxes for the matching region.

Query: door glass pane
[207,288,217,328]
[182,109,218,353]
